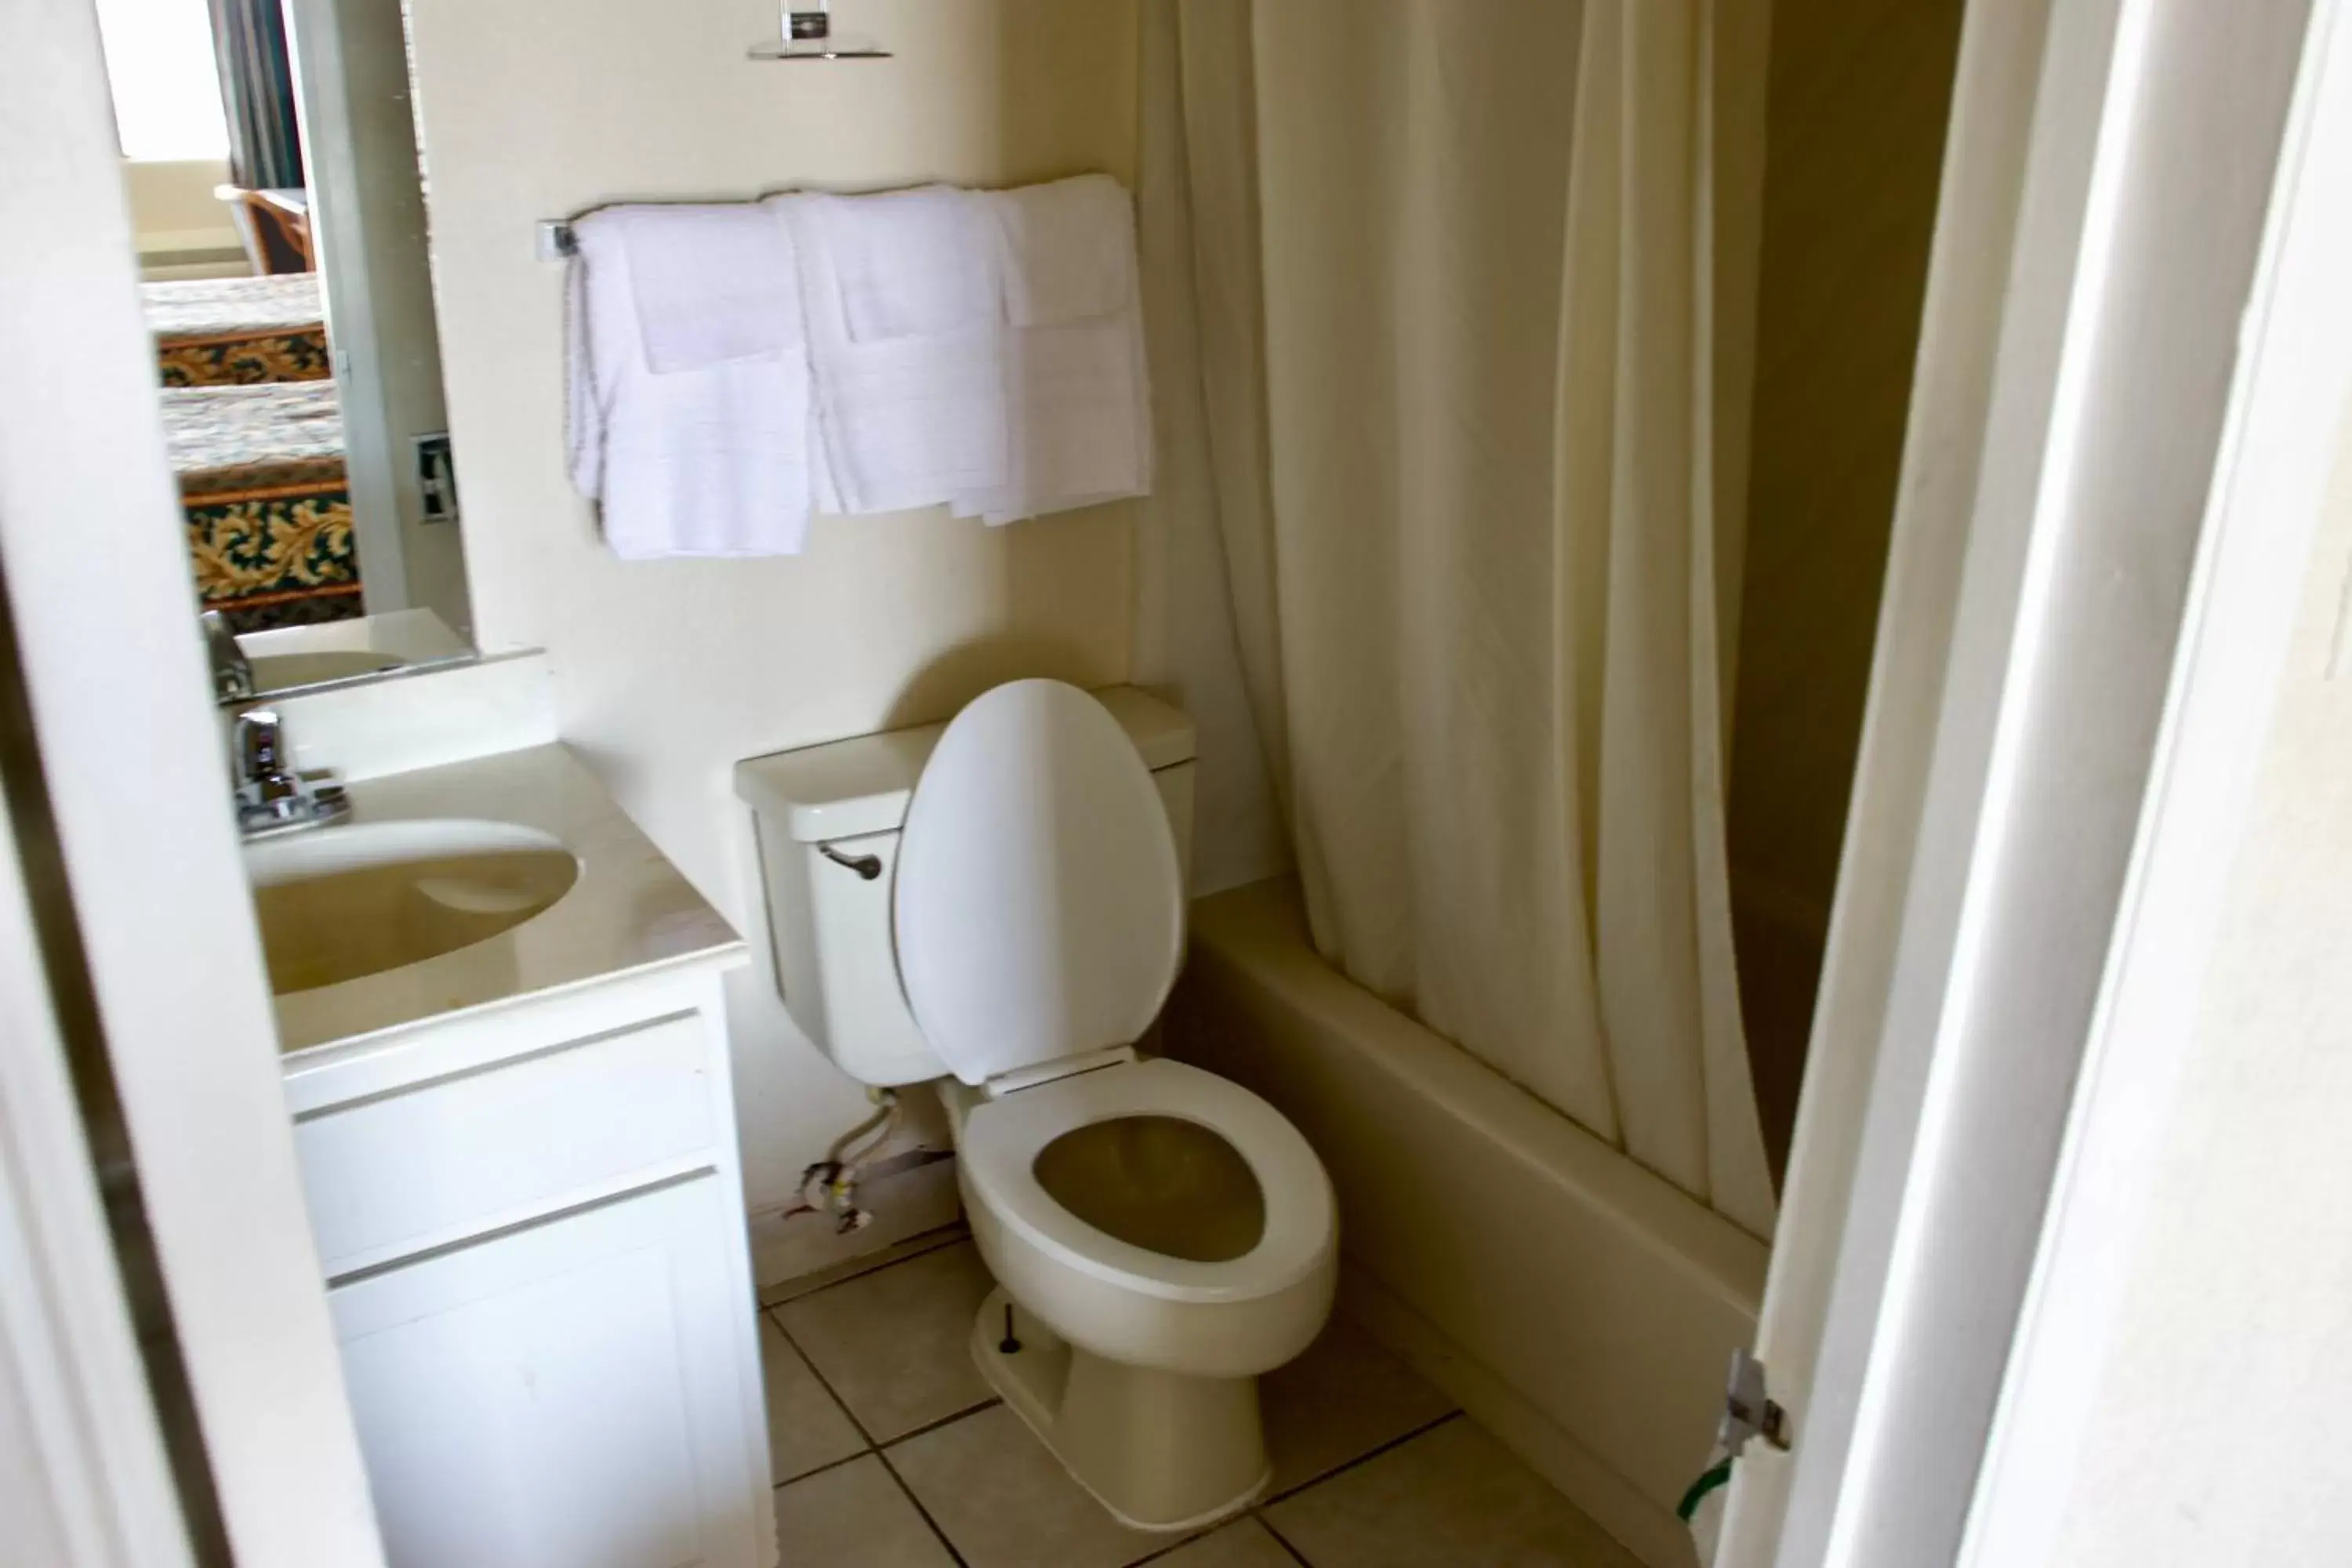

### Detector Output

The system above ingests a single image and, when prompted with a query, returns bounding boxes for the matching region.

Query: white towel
[992,174,1136,327]
[775,189,1009,516]
[566,206,815,558]
[612,204,804,374]
[823,185,1000,343]
[956,176,1152,526]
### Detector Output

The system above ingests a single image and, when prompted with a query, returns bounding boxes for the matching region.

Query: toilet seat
[893,679,1186,1087]
[959,1058,1335,1307]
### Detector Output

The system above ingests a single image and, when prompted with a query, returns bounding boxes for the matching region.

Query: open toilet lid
[893,679,1185,1085]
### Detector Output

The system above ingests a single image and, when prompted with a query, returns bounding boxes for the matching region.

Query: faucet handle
[230,710,349,838]
[229,709,347,839]
[235,708,289,790]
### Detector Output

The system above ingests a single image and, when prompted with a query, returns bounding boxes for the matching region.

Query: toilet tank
[735,685,1197,1087]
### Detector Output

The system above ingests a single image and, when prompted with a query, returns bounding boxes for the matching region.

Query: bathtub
[1164,878,1770,1568]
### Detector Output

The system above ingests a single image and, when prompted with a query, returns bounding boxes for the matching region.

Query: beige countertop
[269,742,743,1058]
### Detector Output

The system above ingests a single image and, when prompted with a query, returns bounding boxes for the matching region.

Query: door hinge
[1720,1348,1791,1457]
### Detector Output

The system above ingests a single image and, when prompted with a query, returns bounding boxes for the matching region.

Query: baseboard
[748,1152,963,1292]
[1340,1262,1700,1568]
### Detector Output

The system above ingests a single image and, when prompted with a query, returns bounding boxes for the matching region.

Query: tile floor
[763,1230,1642,1566]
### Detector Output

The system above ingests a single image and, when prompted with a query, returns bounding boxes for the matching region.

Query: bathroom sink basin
[243,819,579,994]
[248,649,405,691]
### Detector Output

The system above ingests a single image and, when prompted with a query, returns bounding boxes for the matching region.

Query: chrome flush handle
[818,843,884,880]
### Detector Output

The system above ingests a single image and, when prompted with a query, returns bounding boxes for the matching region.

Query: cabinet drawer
[296,1011,717,1272]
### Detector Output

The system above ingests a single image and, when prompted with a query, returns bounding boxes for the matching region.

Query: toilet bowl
[947,1056,1336,1529]
[739,677,1338,1530]
[955,1058,1333,1377]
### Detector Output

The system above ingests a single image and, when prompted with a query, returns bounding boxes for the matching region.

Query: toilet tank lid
[735,684,1196,844]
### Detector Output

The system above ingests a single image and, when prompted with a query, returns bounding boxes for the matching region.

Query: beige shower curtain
[1138,0,1777,1238]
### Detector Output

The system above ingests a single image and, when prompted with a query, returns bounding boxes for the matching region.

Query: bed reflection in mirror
[99,0,477,701]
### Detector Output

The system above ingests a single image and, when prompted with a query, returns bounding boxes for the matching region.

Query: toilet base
[970,1288,1270,1534]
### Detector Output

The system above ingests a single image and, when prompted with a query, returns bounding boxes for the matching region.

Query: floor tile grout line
[1122,1529,1214,1566]
[759,1228,966,1309]
[770,1446,876,1493]
[765,1316,969,1567]
[1256,1408,1466,1510]
[873,1441,973,1568]
[876,1396,1004,1452]
[771,1306,886,1451]
[1125,1512,1275,1568]
[1253,1511,1316,1567]
[762,1304,877,1462]
[759,1224,971,1309]
[767,1285,1002,1457]
[766,1243,1004,1453]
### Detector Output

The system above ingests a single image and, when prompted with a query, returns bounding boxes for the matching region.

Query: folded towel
[819,184,1000,343]
[989,173,1137,327]
[612,204,803,375]
[566,206,815,558]
[775,190,1010,516]
[956,176,1152,525]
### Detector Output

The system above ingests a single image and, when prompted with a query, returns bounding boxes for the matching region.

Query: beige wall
[401,0,1142,1226]
[1728,0,1966,1164]
[120,157,247,276]
[2050,408,2352,1564]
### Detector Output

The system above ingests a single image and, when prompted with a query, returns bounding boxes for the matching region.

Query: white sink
[245,819,580,995]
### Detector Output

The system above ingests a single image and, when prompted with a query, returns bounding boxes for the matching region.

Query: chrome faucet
[232,709,350,838]
[201,610,255,702]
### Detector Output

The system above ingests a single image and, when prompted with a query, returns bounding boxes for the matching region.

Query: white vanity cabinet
[329,1175,752,1568]
[284,964,772,1568]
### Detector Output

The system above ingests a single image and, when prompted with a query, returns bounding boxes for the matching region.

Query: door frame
[1961,0,2352,1555]
[0,710,195,1568]
[1721,0,2346,1563]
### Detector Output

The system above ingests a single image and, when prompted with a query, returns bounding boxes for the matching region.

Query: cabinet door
[329,1176,764,1568]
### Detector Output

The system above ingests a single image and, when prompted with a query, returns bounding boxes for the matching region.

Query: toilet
[738,679,1337,1531]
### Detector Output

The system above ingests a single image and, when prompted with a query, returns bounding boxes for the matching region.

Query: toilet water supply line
[790,1088,901,1233]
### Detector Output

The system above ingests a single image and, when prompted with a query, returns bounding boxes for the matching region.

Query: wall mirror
[98,0,477,703]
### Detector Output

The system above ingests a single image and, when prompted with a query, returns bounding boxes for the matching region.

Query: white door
[330,1177,766,1568]
[0,5,387,1564]
[1719,0,2343,1563]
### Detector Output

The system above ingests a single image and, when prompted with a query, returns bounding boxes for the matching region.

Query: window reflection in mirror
[97,0,477,703]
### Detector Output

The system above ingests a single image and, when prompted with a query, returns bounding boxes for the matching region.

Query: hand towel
[822,185,1000,343]
[956,176,1152,525]
[775,189,1010,516]
[990,173,1136,327]
[612,203,805,374]
[566,205,815,558]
